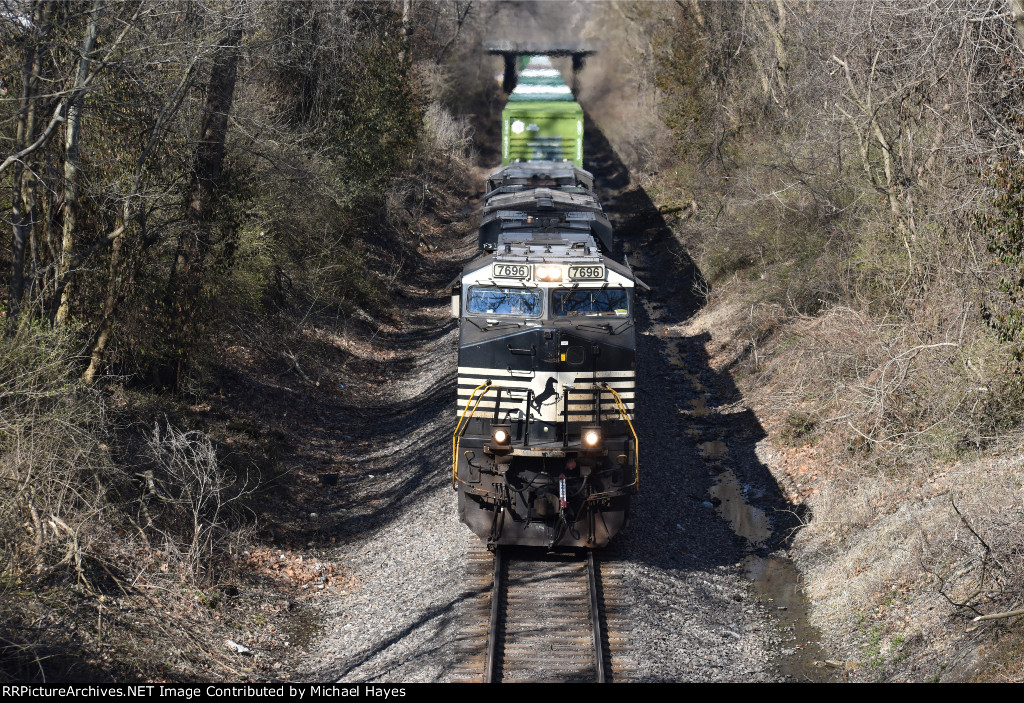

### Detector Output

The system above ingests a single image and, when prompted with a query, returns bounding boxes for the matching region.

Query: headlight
[534,265,562,281]
[582,427,602,448]
[490,424,512,448]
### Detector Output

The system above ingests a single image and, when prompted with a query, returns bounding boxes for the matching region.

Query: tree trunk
[400,0,413,61]
[168,27,242,294]
[752,0,788,104]
[8,3,49,331]
[1012,0,1024,54]
[83,217,125,383]
[162,26,242,386]
[55,0,104,326]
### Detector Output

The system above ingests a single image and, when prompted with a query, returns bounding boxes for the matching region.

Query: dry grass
[0,323,108,586]
[791,453,1024,680]
[749,301,1020,472]
[0,323,111,680]
[0,324,270,681]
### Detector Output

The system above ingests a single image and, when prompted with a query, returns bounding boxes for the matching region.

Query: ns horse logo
[531,377,560,412]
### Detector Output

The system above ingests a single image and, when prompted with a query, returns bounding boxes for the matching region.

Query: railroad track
[454,542,634,683]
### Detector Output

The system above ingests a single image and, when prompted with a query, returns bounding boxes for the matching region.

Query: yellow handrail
[603,384,639,490]
[452,382,491,487]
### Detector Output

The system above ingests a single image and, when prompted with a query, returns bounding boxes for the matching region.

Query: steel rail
[586,551,606,683]
[477,548,610,684]
[484,547,504,684]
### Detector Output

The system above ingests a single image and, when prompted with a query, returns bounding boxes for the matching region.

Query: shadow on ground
[583,113,805,564]
[584,113,835,681]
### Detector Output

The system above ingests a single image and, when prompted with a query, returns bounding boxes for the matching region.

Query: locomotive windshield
[552,288,629,316]
[466,286,542,316]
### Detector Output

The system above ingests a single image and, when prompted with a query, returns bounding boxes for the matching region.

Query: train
[451,56,645,549]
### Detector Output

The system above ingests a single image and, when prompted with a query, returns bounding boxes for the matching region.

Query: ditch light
[582,426,602,450]
[490,424,512,449]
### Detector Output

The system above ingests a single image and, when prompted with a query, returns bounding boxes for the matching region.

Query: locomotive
[451,56,644,549]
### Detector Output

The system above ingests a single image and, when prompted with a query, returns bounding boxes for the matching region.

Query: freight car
[501,56,583,166]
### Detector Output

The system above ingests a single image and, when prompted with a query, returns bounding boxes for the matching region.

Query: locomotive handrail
[602,383,639,491]
[453,381,492,487]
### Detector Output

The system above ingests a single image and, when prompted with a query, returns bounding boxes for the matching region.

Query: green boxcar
[501,56,584,166]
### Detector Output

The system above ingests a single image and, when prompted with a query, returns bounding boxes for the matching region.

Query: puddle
[687,396,710,417]
[698,440,728,461]
[709,464,837,680]
[667,342,686,367]
[645,302,669,324]
[745,555,840,681]
[710,470,770,546]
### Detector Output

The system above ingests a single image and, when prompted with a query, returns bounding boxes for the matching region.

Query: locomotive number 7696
[492,263,530,279]
[568,265,605,280]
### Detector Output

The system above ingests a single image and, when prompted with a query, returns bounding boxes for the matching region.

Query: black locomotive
[451,155,645,549]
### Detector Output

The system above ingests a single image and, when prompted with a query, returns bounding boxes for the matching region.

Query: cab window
[466,286,542,316]
[552,289,629,316]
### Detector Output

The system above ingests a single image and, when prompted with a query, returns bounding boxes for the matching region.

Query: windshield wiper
[486,320,523,330]
[563,318,633,335]
[467,317,526,331]
[575,322,613,334]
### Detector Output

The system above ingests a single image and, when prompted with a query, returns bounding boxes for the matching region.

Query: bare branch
[0,101,63,175]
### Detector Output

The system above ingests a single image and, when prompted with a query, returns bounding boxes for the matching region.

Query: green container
[502,100,584,166]
[501,56,583,166]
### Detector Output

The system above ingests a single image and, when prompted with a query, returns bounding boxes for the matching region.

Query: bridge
[484,41,597,93]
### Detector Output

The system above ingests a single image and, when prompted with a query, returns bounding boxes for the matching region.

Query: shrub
[0,323,107,583]
[141,422,256,585]
[980,153,1024,376]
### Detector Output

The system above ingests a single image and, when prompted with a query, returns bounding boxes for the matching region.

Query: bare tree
[54,0,104,326]
[6,1,55,330]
